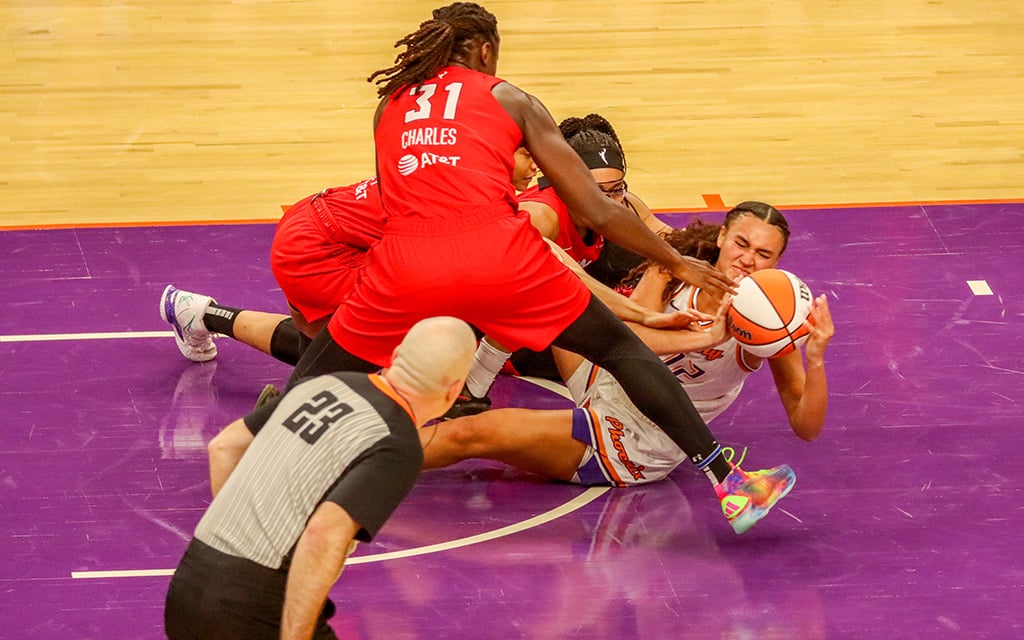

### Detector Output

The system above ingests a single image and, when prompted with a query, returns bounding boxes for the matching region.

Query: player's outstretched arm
[627,294,731,356]
[207,419,255,497]
[628,265,674,311]
[542,239,708,329]
[492,82,735,298]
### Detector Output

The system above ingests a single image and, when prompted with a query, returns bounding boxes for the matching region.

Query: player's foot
[160,284,217,362]
[254,383,281,409]
[439,386,492,421]
[715,463,796,534]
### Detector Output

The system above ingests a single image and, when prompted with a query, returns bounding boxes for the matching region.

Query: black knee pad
[269,318,311,366]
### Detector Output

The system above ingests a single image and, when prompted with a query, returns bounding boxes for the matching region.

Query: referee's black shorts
[165,538,338,640]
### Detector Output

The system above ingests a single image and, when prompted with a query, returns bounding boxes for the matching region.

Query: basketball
[726,269,814,358]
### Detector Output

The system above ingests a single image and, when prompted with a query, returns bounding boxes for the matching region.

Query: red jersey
[269,178,384,323]
[326,65,592,365]
[374,65,522,225]
[518,182,605,266]
[306,177,384,249]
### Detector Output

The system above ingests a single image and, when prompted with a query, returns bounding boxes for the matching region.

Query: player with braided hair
[278,2,796,535]
[367,3,499,99]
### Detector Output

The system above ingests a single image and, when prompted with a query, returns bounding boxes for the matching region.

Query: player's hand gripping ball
[726,269,814,358]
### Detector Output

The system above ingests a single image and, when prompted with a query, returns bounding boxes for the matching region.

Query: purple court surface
[1,202,1022,639]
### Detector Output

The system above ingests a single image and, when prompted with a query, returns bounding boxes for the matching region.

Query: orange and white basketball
[726,269,814,358]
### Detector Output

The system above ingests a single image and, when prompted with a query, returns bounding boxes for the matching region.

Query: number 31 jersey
[374,65,523,224]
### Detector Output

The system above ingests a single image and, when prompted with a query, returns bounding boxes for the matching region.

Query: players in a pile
[159,112,654,376]
[160,148,537,365]
[450,111,672,412]
[176,1,800,536]
[417,202,834,487]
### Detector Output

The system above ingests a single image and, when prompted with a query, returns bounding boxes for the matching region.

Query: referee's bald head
[388,317,476,400]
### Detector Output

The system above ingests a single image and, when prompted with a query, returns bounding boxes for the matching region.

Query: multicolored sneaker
[715,464,796,534]
[439,387,492,421]
[160,285,217,362]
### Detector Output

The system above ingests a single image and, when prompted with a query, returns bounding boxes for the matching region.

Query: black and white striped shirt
[195,372,421,569]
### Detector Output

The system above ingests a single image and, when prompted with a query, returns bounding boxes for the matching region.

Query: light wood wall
[2,0,1021,227]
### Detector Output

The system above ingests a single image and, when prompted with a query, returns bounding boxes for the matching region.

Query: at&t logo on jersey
[398,154,419,176]
[397,152,463,176]
[353,177,377,199]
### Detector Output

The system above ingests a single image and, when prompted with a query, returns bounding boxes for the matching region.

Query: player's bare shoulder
[491,82,551,129]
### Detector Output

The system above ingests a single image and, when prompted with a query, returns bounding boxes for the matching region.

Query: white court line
[42,330,593,579]
[70,486,609,579]
[0,330,173,343]
[966,280,993,296]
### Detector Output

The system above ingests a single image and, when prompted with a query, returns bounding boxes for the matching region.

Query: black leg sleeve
[287,326,378,389]
[552,296,721,466]
[268,318,313,366]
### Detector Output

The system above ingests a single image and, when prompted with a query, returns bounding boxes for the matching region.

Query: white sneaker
[160,285,218,362]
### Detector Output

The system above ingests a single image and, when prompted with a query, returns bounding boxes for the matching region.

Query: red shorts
[327,211,592,366]
[270,195,368,324]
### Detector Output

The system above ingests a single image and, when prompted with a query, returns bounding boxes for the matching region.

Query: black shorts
[165,538,338,640]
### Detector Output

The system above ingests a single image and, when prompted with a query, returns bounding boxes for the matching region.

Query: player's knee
[443,415,491,453]
[290,310,328,340]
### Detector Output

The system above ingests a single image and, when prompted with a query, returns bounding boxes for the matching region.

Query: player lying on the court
[418,202,834,489]
[207,204,824,533]
[158,147,539,365]
[204,237,713,492]
[164,317,477,640]
[203,2,794,537]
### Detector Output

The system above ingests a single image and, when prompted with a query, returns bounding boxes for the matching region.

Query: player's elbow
[581,208,618,236]
[208,430,245,464]
[303,511,345,547]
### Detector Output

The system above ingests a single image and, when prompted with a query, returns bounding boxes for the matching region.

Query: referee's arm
[207,418,255,497]
[281,502,361,640]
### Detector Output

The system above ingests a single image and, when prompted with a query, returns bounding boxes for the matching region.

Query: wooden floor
[1,0,1022,228]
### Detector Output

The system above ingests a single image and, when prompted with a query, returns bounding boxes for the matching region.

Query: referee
[164,316,477,640]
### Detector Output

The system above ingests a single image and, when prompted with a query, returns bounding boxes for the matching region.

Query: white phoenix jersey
[662,284,762,422]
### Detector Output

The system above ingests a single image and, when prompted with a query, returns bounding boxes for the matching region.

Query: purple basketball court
[1,201,1022,638]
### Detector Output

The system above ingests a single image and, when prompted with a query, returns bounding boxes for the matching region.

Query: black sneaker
[440,389,492,420]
